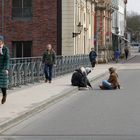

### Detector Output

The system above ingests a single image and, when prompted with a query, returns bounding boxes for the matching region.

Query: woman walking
[0,35,10,104]
[42,44,56,83]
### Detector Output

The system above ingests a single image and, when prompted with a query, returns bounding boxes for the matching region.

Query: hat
[109,67,116,73]
[0,35,4,41]
[85,67,92,75]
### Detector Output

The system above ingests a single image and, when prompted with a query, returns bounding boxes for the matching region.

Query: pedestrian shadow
[93,87,124,91]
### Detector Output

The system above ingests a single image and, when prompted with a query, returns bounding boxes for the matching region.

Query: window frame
[12,0,32,20]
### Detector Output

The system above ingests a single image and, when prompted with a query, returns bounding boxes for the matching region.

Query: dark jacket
[71,68,92,88]
[89,50,97,62]
[42,50,56,65]
[0,45,10,88]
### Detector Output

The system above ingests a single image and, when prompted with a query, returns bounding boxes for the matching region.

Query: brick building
[0,0,62,57]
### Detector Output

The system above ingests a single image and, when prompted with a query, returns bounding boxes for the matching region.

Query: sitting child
[99,67,120,90]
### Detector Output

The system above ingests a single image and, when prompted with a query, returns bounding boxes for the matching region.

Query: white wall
[118,0,125,36]
[62,0,74,55]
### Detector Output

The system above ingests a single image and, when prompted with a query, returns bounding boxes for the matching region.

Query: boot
[1,95,7,104]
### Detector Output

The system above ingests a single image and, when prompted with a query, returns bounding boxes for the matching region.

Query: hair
[46,44,54,52]
[109,67,116,73]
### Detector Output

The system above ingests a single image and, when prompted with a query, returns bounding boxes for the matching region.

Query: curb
[0,71,108,133]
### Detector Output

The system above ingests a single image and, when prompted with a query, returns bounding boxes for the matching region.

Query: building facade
[0,0,127,60]
[0,0,97,57]
[112,0,128,53]
[95,0,114,63]
[62,0,96,55]
[112,0,119,51]
[118,0,125,37]
[0,0,61,57]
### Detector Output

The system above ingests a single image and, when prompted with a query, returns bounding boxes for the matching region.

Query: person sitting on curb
[99,67,120,90]
[71,67,93,90]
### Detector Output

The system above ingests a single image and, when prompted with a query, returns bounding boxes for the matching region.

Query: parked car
[130,43,140,52]
[130,43,140,48]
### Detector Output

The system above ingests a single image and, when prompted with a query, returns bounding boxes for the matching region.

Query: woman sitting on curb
[99,67,120,90]
[71,67,93,90]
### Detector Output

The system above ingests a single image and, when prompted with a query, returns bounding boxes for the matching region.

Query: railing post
[17,61,21,87]
[8,65,12,89]
[36,59,40,82]
[24,60,28,85]
[31,61,34,84]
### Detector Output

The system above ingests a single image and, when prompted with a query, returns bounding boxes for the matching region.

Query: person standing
[42,44,56,83]
[0,35,10,104]
[89,48,97,68]
[124,47,129,60]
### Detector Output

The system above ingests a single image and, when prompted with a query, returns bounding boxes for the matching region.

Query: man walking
[0,35,10,104]
[89,48,97,68]
[42,44,56,83]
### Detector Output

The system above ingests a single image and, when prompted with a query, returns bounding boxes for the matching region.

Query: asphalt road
[1,66,140,140]
[128,55,140,63]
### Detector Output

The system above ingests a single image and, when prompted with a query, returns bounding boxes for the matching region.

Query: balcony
[96,2,106,11]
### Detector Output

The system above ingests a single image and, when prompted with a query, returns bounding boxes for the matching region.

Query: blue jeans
[102,80,113,89]
[44,64,53,81]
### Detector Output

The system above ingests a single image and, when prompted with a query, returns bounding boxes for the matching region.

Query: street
[0,55,140,140]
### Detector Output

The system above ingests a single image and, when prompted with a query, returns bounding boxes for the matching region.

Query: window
[12,0,32,19]
[12,41,32,58]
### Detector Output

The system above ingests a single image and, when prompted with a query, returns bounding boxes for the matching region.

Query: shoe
[118,84,120,89]
[1,95,7,104]
[99,85,105,90]
[49,81,51,83]
[45,79,48,83]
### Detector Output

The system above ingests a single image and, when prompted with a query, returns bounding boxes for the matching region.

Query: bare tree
[127,11,140,42]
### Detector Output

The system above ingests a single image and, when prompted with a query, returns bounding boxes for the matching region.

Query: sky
[127,0,140,14]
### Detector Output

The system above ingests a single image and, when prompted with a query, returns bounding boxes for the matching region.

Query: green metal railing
[9,55,90,88]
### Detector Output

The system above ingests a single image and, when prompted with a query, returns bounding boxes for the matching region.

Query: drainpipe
[74,0,76,54]
[1,0,4,34]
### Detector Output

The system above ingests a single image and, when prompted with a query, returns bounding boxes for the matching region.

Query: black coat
[89,50,97,62]
[71,69,91,88]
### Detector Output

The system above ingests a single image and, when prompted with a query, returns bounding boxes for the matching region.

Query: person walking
[114,49,120,63]
[124,47,129,60]
[0,35,10,104]
[89,48,97,68]
[42,44,56,83]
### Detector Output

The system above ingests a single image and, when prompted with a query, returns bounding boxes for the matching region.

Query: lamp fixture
[72,22,83,38]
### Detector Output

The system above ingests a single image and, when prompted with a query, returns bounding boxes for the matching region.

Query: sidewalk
[0,63,126,132]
